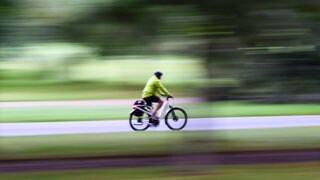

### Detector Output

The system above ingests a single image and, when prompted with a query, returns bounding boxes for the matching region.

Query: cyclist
[142,71,173,122]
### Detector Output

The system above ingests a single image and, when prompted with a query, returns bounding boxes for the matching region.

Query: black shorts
[143,95,160,106]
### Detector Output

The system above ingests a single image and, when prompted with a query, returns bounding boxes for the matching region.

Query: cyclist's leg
[150,96,162,126]
[142,97,153,109]
[143,96,154,122]
[152,99,163,117]
[145,95,162,118]
[143,95,162,121]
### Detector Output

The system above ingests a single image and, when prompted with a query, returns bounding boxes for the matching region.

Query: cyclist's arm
[156,81,171,97]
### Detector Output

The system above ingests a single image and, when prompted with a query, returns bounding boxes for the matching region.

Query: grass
[1,101,320,122]
[0,102,212,122]
[212,101,320,117]
[0,80,198,101]
[1,162,320,179]
[0,58,205,83]
[1,127,320,160]
[1,105,133,122]
[0,58,207,101]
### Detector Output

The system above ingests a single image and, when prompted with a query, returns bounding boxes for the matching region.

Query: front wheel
[165,107,188,130]
[129,113,150,131]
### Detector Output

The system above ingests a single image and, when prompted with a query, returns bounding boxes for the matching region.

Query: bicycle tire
[129,114,150,131]
[165,107,188,130]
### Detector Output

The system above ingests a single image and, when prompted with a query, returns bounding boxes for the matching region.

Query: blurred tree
[2,0,320,101]
[240,7,320,101]
[0,0,13,41]
[0,0,15,80]
[61,0,161,56]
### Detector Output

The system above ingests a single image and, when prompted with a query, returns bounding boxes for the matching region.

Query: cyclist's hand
[167,95,174,99]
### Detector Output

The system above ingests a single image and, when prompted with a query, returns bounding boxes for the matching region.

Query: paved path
[1,115,319,136]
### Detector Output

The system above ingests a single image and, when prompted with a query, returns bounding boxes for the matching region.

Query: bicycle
[129,96,188,131]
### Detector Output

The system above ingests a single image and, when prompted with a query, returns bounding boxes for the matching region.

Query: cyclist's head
[154,71,163,79]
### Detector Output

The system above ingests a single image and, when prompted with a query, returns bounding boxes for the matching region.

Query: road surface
[1,115,319,136]
[1,115,320,172]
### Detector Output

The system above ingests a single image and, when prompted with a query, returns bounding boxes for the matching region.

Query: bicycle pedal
[153,120,160,127]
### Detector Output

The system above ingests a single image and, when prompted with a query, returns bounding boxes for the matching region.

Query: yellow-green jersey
[142,75,171,98]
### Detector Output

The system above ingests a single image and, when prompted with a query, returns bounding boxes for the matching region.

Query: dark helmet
[154,71,163,77]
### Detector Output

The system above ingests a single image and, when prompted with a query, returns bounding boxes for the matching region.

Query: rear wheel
[165,107,188,130]
[129,113,150,131]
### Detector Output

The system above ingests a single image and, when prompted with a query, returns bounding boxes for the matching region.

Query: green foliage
[1,0,320,101]
[1,127,320,160]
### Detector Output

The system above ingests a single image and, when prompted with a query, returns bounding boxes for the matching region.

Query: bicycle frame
[129,97,187,131]
[158,99,174,118]
[130,98,174,119]
[131,105,153,116]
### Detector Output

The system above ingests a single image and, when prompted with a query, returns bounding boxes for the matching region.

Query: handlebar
[159,93,174,100]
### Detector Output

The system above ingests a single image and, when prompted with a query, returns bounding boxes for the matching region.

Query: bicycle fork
[168,105,179,121]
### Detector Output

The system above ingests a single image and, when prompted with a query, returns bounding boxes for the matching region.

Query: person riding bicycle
[142,71,173,121]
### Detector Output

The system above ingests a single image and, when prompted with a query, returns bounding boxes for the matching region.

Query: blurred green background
[1,0,320,178]
[1,0,319,123]
[1,0,319,102]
